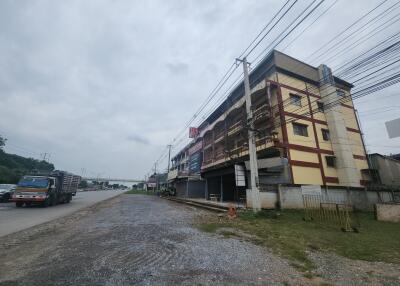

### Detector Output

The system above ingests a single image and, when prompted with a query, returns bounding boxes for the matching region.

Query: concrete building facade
[170,50,371,206]
[168,139,206,198]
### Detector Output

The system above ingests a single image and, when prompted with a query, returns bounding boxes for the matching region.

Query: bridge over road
[82,177,144,183]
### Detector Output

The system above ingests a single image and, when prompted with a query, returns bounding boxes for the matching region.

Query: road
[0,190,124,237]
[0,194,306,286]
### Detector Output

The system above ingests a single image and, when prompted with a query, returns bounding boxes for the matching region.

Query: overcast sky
[0,0,399,179]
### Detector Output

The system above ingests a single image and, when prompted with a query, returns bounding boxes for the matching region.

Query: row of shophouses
[166,50,398,209]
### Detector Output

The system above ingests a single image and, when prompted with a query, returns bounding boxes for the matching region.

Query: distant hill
[0,150,55,184]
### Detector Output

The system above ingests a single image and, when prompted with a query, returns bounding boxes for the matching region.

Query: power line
[244,0,300,57]
[238,0,293,58]
[305,0,390,61]
[151,0,400,177]
[310,0,400,64]
[251,0,326,64]
[146,0,304,175]
[281,0,339,51]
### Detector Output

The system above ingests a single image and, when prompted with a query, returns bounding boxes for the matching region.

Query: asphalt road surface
[0,194,307,286]
[0,190,124,237]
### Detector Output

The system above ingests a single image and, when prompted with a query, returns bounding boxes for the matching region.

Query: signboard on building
[189,127,199,138]
[188,141,202,155]
[234,164,246,187]
[301,185,322,196]
[189,151,202,174]
[385,117,400,139]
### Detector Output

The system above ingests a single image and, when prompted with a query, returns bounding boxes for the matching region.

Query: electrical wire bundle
[147,0,400,178]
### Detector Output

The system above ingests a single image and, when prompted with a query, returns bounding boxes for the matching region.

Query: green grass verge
[124,189,153,195]
[197,209,400,273]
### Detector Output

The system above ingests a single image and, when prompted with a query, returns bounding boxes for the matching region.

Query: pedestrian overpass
[83,177,144,183]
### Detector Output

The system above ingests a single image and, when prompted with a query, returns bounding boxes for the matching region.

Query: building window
[322,129,330,141]
[293,122,308,137]
[317,102,324,112]
[337,89,345,97]
[290,94,302,106]
[326,156,336,167]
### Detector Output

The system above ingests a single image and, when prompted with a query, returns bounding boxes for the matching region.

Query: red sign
[189,127,199,138]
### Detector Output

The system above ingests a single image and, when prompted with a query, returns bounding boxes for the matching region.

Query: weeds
[197,209,400,274]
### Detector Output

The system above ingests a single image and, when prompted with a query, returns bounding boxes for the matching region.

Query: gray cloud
[165,62,189,75]
[0,0,398,179]
[126,134,149,145]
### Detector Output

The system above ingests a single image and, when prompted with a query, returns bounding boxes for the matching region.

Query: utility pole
[154,162,158,190]
[237,57,261,212]
[166,144,172,188]
[40,152,50,162]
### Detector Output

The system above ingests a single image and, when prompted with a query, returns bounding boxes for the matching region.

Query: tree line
[0,135,55,184]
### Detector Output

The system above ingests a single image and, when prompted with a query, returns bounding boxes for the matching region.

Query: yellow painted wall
[286,118,317,148]
[277,73,308,92]
[269,72,367,187]
[321,154,338,178]
[339,89,352,102]
[355,158,369,171]
[313,107,327,122]
[348,132,365,156]
[305,82,320,96]
[290,149,319,163]
[341,106,359,130]
[292,166,323,185]
[315,123,333,151]
[280,88,310,115]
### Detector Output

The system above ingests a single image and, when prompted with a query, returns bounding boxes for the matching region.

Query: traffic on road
[0,189,124,237]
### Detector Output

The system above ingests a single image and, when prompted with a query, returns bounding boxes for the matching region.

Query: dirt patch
[309,251,400,285]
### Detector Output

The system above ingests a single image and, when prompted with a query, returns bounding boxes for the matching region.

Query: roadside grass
[197,209,400,273]
[125,189,154,195]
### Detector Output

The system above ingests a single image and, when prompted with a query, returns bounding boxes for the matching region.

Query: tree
[79,180,88,188]
[0,135,6,150]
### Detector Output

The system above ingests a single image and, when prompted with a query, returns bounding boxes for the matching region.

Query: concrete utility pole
[154,163,158,190]
[237,57,261,211]
[166,144,172,188]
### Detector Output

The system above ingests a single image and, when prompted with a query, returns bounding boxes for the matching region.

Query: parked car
[0,184,17,202]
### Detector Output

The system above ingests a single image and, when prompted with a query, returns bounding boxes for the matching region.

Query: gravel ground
[309,251,400,286]
[0,195,308,286]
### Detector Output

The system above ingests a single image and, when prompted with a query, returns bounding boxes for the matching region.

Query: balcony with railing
[201,86,276,171]
[203,147,213,166]
[226,106,246,137]
[213,121,225,143]
[203,130,213,148]
[252,88,271,122]
[214,141,225,161]
[253,103,270,123]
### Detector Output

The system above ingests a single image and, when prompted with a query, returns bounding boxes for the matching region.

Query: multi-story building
[171,50,371,206]
[168,139,205,198]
